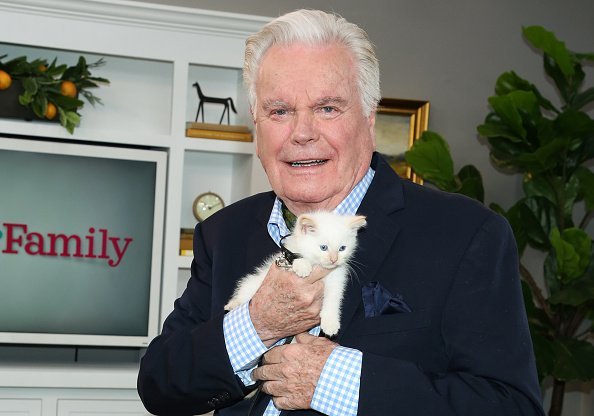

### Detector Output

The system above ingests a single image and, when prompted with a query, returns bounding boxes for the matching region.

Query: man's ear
[252,105,262,159]
[368,111,376,150]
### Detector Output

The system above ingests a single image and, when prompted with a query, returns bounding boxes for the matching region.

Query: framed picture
[375,98,430,184]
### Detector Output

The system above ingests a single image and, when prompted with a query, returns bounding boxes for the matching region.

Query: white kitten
[224,211,366,336]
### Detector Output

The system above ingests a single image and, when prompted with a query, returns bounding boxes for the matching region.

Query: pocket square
[362,281,412,318]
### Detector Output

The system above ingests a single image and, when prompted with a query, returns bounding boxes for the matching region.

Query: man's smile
[288,159,328,167]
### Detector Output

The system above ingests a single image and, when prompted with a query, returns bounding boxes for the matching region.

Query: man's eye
[271,109,287,117]
[317,106,340,118]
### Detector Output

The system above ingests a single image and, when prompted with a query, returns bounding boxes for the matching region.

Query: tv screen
[0,137,166,347]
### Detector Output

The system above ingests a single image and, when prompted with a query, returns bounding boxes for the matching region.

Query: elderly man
[138,9,544,416]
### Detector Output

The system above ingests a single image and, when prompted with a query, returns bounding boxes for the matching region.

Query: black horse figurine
[193,82,237,125]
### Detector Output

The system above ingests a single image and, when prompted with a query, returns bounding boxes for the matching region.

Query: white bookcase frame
[0,0,269,412]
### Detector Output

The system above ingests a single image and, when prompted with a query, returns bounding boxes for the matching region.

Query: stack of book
[179,228,194,256]
[185,122,253,142]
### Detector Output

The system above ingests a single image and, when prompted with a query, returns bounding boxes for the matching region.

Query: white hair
[243,9,381,116]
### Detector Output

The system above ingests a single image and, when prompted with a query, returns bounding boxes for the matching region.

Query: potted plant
[405,26,594,416]
[0,54,109,133]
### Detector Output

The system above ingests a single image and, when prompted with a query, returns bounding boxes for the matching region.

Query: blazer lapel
[245,193,279,269]
[338,154,405,337]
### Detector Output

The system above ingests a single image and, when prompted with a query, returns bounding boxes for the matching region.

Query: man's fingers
[294,332,317,344]
[252,363,280,381]
[260,379,283,396]
[261,345,285,365]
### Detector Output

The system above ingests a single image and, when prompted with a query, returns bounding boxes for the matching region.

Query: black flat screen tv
[0,136,166,347]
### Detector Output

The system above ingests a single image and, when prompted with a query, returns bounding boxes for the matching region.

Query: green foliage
[0,54,109,133]
[405,25,594,409]
[405,131,484,202]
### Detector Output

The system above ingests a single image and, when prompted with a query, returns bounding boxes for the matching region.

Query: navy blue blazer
[138,153,544,415]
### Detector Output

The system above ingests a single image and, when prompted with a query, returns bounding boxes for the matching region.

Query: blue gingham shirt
[223,167,375,416]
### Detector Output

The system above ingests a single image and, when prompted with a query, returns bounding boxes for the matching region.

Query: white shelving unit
[0,0,269,413]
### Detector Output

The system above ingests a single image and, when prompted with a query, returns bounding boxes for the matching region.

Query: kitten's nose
[330,253,338,263]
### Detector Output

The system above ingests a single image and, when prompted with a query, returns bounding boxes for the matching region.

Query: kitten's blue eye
[320,245,328,251]
[339,245,346,251]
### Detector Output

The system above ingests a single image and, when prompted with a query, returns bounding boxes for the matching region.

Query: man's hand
[249,263,328,346]
[252,333,338,410]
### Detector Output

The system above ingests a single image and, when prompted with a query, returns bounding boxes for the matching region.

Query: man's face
[253,42,375,214]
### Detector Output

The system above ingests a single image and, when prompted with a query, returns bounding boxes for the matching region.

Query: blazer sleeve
[137,222,247,415]
[357,214,545,415]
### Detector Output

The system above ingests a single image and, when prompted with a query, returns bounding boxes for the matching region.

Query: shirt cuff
[311,346,362,416]
[223,302,267,385]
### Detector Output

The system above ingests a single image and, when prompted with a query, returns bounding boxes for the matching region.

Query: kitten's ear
[349,215,367,230]
[297,215,317,234]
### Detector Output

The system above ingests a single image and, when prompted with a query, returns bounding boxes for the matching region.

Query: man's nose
[290,111,317,144]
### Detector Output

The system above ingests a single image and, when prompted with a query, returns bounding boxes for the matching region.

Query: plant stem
[564,308,587,337]
[520,262,556,326]
[548,378,565,416]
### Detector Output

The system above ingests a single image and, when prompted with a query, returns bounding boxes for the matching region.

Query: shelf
[178,255,192,270]
[184,136,255,154]
[0,119,173,149]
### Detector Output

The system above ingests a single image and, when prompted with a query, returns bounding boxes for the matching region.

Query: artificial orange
[45,102,57,120]
[0,70,12,90]
[60,80,77,98]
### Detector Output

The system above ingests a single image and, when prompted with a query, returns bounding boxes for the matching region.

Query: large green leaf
[549,279,594,306]
[494,71,557,112]
[493,202,527,254]
[574,167,594,211]
[561,175,580,227]
[487,92,542,141]
[526,173,579,228]
[523,26,574,77]
[550,227,592,282]
[456,164,484,202]
[544,252,561,295]
[404,131,457,190]
[572,86,594,112]
[477,118,526,143]
[523,172,579,227]
[543,54,573,105]
[551,338,594,381]
[512,138,567,173]
[523,174,557,206]
[564,64,586,109]
[554,110,594,143]
[521,197,557,250]
[530,331,556,381]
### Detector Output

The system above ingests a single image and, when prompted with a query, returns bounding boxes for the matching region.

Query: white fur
[224,211,366,336]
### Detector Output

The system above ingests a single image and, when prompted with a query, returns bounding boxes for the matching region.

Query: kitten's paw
[320,316,340,337]
[292,258,312,277]
[224,298,240,311]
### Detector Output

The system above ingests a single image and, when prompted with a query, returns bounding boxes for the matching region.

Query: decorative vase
[0,82,58,123]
